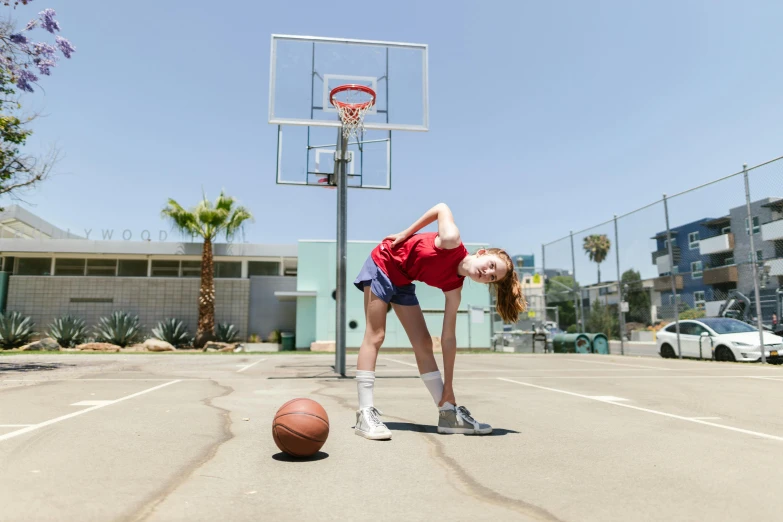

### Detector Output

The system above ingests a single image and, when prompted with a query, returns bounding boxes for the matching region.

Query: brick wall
[6,276,249,340]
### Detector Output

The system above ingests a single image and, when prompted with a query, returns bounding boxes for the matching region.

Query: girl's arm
[385,202,461,249]
[439,287,462,406]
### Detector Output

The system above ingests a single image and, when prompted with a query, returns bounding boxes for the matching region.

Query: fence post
[614,215,625,355]
[542,243,547,327]
[744,164,767,364]
[570,231,583,333]
[663,194,682,358]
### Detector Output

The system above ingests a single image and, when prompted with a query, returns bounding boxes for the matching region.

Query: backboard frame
[268,34,429,132]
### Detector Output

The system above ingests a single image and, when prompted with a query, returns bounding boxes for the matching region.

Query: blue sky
[7,0,783,282]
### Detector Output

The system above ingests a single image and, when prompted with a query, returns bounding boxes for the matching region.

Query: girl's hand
[384,231,409,247]
[439,385,456,408]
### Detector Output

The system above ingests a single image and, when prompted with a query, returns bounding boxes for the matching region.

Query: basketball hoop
[317,176,336,190]
[330,84,376,140]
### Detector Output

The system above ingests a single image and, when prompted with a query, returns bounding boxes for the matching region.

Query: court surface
[1,352,782,522]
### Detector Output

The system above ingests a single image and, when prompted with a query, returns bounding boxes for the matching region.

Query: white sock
[421,370,455,411]
[356,370,375,410]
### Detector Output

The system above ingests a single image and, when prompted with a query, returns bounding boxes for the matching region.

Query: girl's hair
[485,248,527,324]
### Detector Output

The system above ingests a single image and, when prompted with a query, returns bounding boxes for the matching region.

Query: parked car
[657,317,783,363]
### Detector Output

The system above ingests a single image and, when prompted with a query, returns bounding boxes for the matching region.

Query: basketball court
[1,352,783,521]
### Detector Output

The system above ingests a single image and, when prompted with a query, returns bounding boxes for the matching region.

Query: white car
[657,317,783,363]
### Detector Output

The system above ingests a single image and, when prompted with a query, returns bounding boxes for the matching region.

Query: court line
[382,357,419,368]
[237,359,267,373]
[0,424,33,428]
[559,358,674,370]
[744,376,783,382]
[0,380,181,443]
[498,378,783,442]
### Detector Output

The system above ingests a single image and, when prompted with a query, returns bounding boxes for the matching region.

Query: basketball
[272,398,330,458]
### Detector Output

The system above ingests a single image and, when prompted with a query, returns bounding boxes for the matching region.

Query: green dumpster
[586,333,609,354]
[280,332,295,351]
[552,333,591,353]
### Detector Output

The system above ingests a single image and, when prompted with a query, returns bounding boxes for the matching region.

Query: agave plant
[151,318,191,348]
[0,312,36,349]
[93,311,142,347]
[216,322,238,343]
[47,315,88,348]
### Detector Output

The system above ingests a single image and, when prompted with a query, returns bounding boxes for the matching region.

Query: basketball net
[330,84,376,141]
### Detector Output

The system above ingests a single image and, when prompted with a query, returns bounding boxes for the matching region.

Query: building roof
[760,198,783,211]
[703,216,731,227]
[651,231,678,240]
[0,205,82,239]
[0,238,297,257]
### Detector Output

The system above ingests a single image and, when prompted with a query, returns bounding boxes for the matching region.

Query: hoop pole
[335,126,349,376]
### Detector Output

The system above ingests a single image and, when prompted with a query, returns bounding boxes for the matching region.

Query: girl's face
[467,251,508,284]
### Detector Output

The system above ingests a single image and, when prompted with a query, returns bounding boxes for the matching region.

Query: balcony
[653,275,684,292]
[761,219,783,242]
[656,255,671,276]
[766,258,783,277]
[699,233,734,255]
[651,246,681,265]
[703,265,739,285]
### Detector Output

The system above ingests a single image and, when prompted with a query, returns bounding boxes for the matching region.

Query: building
[651,218,714,316]
[0,206,495,349]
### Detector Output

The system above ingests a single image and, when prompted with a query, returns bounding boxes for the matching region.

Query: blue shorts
[353,255,419,306]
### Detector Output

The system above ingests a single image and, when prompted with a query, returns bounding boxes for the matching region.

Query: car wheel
[660,344,676,359]
[715,345,736,362]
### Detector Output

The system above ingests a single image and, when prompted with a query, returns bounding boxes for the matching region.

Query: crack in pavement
[128,380,235,522]
[312,380,563,522]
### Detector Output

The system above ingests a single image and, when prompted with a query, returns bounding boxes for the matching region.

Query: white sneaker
[437,405,492,435]
[354,406,392,440]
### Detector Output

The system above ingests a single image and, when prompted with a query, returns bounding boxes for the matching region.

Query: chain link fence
[542,156,783,361]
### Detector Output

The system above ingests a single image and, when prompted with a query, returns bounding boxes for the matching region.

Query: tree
[586,300,619,339]
[583,234,611,284]
[621,268,651,324]
[162,192,253,347]
[0,4,75,209]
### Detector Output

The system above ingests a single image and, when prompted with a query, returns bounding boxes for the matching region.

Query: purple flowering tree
[0,1,75,209]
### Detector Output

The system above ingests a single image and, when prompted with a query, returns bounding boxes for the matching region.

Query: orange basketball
[272,398,330,458]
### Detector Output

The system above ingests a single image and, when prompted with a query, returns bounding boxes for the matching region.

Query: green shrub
[47,315,88,347]
[679,308,706,320]
[0,311,36,349]
[151,318,191,348]
[93,311,142,347]
[566,324,579,334]
[216,322,239,343]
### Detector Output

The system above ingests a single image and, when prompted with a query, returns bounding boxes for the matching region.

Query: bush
[216,322,239,343]
[679,308,706,320]
[93,311,143,347]
[0,311,36,349]
[151,318,191,348]
[586,301,620,339]
[47,315,88,347]
[566,324,579,334]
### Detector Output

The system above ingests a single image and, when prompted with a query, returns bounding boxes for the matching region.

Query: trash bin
[586,333,609,354]
[552,333,591,353]
[280,332,295,351]
[0,272,8,315]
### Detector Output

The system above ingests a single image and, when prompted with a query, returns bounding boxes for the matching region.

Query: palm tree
[162,191,252,347]
[583,234,611,284]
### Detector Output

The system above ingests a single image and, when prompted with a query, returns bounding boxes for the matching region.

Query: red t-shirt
[371,232,468,292]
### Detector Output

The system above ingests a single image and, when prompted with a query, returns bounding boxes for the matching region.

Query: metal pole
[467,303,472,349]
[614,215,625,356]
[335,128,348,376]
[542,243,547,326]
[663,194,682,358]
[570,231,583,333]
[744,164,767,364]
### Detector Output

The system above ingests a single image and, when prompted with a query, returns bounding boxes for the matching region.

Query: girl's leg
[391,303,453,410]
[354,286,393,440]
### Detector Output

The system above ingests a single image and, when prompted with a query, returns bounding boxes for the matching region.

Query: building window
[181,261,201,278]
[151,260,179,277]
[694,291,706,311]
[248,261,280,276]
[55,258,86,276]
[688,231,700,249]
[756,250,763,262]
[725,256,734,266]
[745,216,760,235]
[215,261,241,278]
[721,226,731,234]
[118,260,148,277]
[16,257,51,275]
[691,261,703,279]
[87,259,117,276]
[663,238,677,249]
[672,266,679,274]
